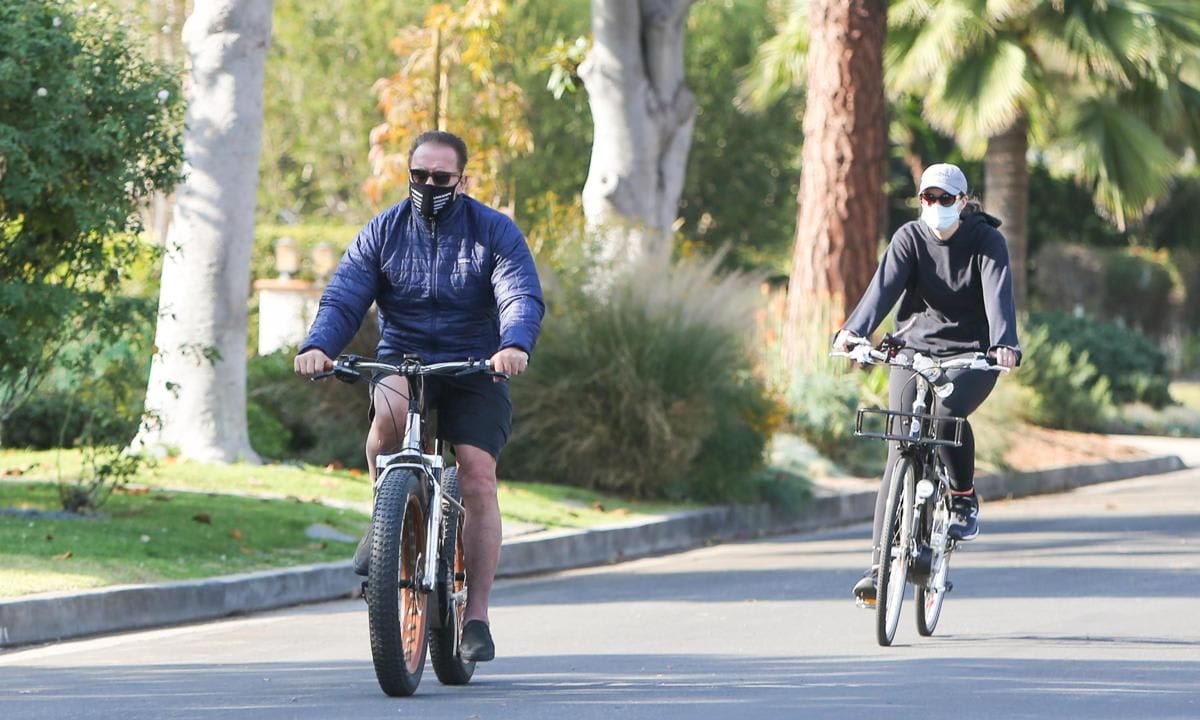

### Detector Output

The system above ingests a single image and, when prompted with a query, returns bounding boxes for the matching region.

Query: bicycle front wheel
[916,490,952,636]
[429,467,476,685]
[367,468,430,697]
[876,456,916,647]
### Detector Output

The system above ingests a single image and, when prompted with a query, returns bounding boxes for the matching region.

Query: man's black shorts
[369,371,512,460]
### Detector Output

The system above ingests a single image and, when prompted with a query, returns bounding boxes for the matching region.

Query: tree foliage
[0,0,183,434]
[258,0,421,223]
[365,0,534,210]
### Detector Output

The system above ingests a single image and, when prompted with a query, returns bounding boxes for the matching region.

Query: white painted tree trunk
[135,0,272,463]
[580,0,697,267]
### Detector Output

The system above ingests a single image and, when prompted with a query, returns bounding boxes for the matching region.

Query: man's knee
[456,448,498,499]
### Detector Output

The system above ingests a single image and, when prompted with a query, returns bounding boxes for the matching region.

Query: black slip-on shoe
[352,526,371,577]
[460,620,495,662]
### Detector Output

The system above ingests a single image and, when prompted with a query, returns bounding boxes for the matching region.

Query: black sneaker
[852,566,878,607]
[352,525,372,576]
[460,620,495,662]
[948,493,980,541]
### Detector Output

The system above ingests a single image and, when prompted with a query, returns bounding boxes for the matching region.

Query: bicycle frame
[328,356,487,595]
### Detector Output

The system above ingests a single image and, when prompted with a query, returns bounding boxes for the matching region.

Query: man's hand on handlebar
[294,348,334,379]
[490,347,529,378]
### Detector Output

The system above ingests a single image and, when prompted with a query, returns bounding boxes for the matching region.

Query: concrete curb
[0,453,1186,649]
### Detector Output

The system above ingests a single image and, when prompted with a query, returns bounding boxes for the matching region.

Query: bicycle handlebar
[831,338,1009,375]
[311,354,508,383]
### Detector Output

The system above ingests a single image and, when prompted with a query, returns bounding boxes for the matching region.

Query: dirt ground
[1000,426,1148,472]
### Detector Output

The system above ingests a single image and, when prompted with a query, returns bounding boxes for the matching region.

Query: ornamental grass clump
[502,247,779,502]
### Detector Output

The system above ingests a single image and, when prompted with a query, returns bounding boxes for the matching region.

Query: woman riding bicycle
[831,163,1021,606]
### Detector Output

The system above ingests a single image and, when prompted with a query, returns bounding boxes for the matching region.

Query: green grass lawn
[0,481,366,597]
[0,449,695,597]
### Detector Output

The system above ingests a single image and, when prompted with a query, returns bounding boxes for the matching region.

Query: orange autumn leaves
[365,0,533,210]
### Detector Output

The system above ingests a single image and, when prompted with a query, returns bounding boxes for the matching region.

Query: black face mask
[410,182,457,221]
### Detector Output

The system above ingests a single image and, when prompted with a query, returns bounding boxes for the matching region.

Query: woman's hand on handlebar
[989,345,1019,369]
[832,329,866,353]
[294,348,334,378]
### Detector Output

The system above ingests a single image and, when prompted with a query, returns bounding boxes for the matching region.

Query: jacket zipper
[431,218,439,357]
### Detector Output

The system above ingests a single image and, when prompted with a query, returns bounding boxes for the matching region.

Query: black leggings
[869,362,997,563]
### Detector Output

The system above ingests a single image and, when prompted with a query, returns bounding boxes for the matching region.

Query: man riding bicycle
[832,163,1020,606]
[294,130,545,663]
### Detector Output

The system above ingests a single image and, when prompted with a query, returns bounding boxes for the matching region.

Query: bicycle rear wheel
[916,490,952,636]
[429,467,476,685]
[367,468,430,697]
[876,456,916,646]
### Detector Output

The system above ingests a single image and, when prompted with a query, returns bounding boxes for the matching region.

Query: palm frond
[924,35,1033,142]
[1059,99,1177,227]
[735,4,807,113]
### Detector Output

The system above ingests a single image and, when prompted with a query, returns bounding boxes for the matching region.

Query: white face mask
[921,200,962,234]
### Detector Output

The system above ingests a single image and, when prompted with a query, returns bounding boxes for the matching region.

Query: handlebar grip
[310,365,361,384]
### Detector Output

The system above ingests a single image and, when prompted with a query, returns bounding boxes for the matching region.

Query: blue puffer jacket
[301,196,544,363]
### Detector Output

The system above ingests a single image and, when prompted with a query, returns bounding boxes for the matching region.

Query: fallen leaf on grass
[324,461,344,472]
[592,501,606,512]
[192,513,212,524]
[45,534,54,542]
[229,529,243,539]
[3,466,24,476]
[114,484,152,495]
[52,551,72,560]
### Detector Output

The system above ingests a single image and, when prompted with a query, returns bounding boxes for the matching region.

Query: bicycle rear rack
[854,408,965,447]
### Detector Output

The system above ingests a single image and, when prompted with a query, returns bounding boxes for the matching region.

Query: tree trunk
[580,0,698,267]
[984,115,1030,309]
[782,0,887,368]
[135,0,272,463]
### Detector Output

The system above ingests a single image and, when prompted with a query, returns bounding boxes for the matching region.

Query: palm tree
[744,1,1200,309]
[887,0,1200,305]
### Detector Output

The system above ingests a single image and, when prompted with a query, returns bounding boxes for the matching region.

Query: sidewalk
[0,445,1190,649]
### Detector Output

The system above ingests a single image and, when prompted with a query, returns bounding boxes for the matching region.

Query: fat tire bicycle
[835,336,1007,646]
[317,354,504,696]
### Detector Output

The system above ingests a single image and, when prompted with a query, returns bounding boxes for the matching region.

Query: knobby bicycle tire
[429,467,476,685]
[367,468,430,697]
[877,455,916,647]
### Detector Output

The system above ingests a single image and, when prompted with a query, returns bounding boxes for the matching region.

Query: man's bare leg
[454,443,502,624]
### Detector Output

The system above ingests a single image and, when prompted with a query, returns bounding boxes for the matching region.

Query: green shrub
[1027,311,1172,407]
[1102,247,1178,340]
[786,368,886,477]
[244,321,380,468]
[247,401,293,460]
[1,296,156,450]
[0,1,183,423]
[1015,324,1114,430]
[501,248,777,502]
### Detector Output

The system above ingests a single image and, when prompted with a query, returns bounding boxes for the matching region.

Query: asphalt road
[2,468,1198,720]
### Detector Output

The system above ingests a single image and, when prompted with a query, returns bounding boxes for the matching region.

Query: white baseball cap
[919,163,968,196]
